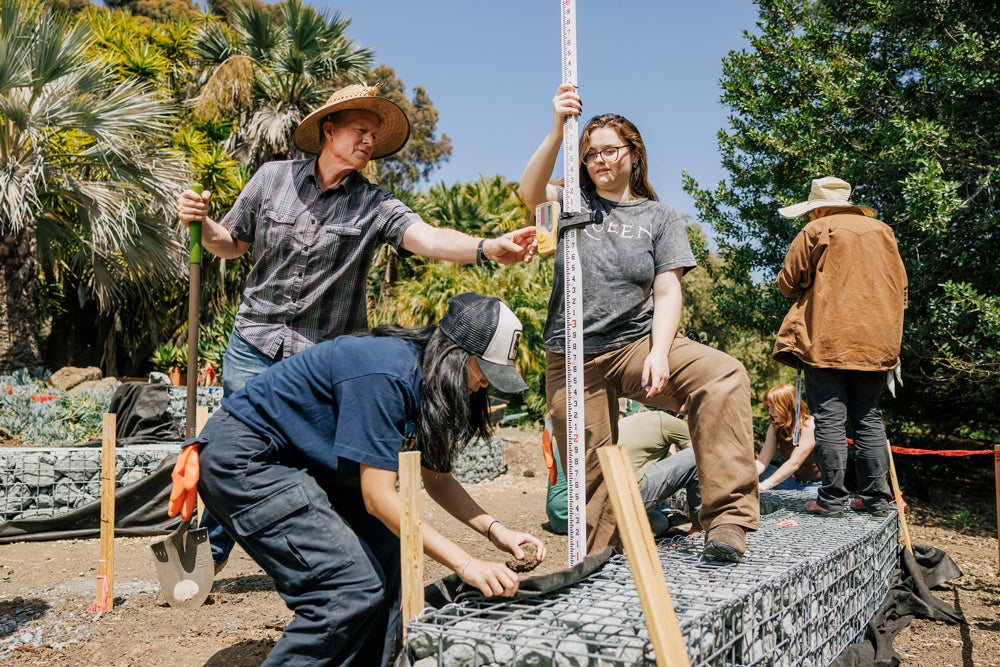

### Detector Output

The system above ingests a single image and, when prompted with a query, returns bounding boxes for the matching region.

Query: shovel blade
[151,518,214,608]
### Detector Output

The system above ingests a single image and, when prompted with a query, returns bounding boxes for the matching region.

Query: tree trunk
[0,227,41,372]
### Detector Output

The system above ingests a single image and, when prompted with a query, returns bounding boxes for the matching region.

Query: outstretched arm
[401,222,537,265]
[519,83,581,212]
[756,424,778,475]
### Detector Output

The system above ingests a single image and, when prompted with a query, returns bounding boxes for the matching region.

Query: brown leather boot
[703,524,746,563]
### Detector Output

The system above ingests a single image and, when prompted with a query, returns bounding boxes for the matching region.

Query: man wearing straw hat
[175,83,537,569]
[772,176,907,519]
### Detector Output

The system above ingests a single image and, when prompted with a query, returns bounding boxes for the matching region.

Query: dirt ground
[1,426,997,666]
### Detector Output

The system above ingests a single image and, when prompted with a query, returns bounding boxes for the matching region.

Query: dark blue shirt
[222,335,426,486]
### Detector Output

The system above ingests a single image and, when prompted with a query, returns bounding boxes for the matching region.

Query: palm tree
[192,0,373,169]
[369,176,552,417]
[0,0,190,372]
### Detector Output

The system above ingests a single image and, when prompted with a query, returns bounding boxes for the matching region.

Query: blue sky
[311,1,760,223]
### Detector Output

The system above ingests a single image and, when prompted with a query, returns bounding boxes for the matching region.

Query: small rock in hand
[505,543,539,573]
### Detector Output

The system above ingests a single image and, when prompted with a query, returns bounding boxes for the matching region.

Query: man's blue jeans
[222,332,278,397]
[198,410,400,666]
[204,333,279,564]
[804,366,892,512]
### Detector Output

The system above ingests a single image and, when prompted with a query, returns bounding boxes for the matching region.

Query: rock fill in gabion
[406,490,898,667]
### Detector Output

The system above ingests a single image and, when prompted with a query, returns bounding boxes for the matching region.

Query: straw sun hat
[293,83,410,158]
[778,177,877,219]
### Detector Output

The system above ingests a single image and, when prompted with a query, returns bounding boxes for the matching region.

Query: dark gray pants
[198,409,400,667]
[804,366,892,511]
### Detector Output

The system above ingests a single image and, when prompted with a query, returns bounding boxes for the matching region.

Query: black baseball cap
[438,293,529,393]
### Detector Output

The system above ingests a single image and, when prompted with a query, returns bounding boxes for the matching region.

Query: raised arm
[518,83,581,212]
[176,188,249,260]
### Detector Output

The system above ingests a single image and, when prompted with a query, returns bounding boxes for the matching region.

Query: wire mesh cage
[0,387,223,522]
[406,490,899,667]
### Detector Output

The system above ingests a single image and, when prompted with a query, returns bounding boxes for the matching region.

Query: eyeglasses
[582,145,628,166]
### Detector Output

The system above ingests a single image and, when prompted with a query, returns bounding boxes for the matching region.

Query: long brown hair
[764,383,810,442]
[579,113,658,201]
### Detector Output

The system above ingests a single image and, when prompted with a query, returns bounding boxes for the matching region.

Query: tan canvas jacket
[773,212,908,371]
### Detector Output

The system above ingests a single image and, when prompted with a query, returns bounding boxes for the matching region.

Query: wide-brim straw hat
[293,83,410,159]
[778,176,877,218]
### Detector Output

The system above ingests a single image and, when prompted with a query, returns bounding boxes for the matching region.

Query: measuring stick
[560,0,587,566]
[995,445,999,573]
[556,0,603,564]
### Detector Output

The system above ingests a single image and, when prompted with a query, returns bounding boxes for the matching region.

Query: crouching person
[168,293,546,666]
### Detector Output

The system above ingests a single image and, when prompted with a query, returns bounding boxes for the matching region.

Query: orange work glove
[541,428,557,487]
[167,444,200,521]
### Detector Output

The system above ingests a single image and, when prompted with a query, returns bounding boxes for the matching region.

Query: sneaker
[804,499,844,518]
[849,498,890,517]
[702,524,746,563]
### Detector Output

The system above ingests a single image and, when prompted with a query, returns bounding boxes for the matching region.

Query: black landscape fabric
[833,544,965,667]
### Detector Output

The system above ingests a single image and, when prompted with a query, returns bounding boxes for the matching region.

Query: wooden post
[598,445,690,667]
[398,451,424,639]
[885,441,912,554]
[97,413,116,611]
[994,445,999,573]
[195,405,209,524]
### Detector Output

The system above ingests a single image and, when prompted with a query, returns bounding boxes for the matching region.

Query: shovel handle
[189,182,204,265]
[186,182,204,440]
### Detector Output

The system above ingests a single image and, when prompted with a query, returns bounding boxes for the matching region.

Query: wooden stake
[886,440,912,554]
[195,405,209,524]
[994,445,999,573]
[398,451,424,639]
[97,413,116,611]
[598,445,690,667]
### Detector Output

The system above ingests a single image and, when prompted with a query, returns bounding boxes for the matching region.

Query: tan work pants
[546,335,760,554]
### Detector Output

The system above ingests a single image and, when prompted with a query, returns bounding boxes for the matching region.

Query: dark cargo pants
[197,409,400,667]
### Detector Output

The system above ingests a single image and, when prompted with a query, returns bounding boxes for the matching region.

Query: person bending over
[756,383,822,492]
[176,83,537,568]
[168,293,546,666]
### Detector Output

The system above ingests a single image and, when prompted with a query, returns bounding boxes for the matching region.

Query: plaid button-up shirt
[221,159,419,359]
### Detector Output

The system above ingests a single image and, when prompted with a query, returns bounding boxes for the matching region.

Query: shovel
[151,518,213,607]
[151,182,213,607]
[184,181,204,441]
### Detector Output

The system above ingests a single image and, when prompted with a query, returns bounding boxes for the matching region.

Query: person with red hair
[756,383,822,492]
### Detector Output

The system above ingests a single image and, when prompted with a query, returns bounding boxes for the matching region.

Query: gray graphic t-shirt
[544,188,696,354]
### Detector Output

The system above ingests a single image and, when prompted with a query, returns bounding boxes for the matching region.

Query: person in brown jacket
[773,177,907,517]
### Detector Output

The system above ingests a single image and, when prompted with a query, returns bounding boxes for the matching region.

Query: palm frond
[193,53,253,121]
